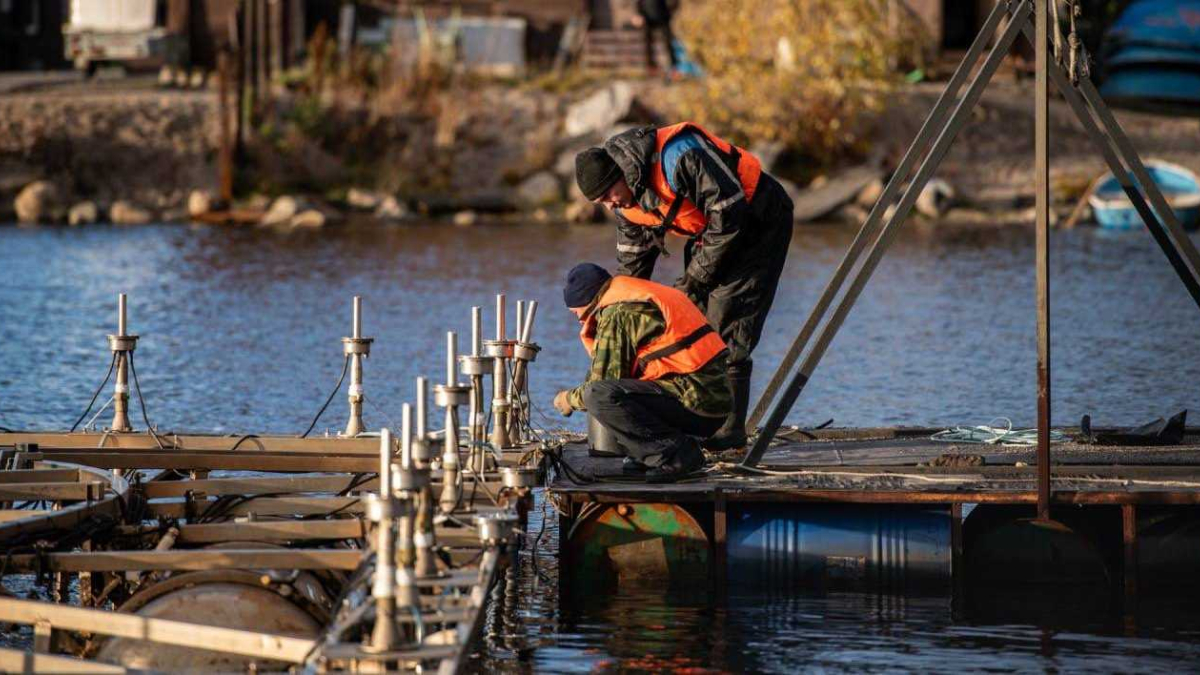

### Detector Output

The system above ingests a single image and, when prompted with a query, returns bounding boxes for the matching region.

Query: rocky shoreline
[3,76,1200,230]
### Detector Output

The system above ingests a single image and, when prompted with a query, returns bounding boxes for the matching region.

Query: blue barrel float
[727,504,952,592]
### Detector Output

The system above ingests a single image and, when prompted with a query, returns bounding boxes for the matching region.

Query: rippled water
[2,220,1200,671]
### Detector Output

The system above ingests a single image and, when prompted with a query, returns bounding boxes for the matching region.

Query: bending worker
[574,122,794,451]
[552,263,730,483]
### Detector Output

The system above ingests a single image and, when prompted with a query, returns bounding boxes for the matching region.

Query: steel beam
[1034,0,1052,522]
[748,0,1013,428]
[0,647,138,674]
[0,597,315,664]
[740,0,1034,468]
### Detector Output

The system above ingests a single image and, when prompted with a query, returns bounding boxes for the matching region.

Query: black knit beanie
[575,148,622,201]
[563,263,612,308]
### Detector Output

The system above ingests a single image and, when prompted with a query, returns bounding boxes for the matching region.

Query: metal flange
[107,334,139,352]
[500,466,539,489]
[513,342,540,363]
[341,337,373,356]
[411,437,434,464]
[482,340,515,359]
[434,384,470,407]
[476,511,519,545]
[458,354,494,376]
[364,494,395,522]
[391,466,429,492]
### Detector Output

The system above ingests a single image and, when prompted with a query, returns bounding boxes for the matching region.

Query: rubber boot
[704,364,751,451]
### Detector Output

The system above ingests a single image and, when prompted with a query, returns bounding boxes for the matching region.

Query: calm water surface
[2,220,1199,672]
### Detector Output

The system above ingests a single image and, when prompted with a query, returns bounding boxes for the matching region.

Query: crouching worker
[552,263,730,483]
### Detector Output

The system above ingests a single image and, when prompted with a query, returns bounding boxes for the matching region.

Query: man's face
[592,178,635,210]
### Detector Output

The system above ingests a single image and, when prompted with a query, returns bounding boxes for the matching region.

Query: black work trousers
[583,379,723,467]
[687,174,795,377]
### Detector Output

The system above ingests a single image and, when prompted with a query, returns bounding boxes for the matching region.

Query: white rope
[930,417,1067,446]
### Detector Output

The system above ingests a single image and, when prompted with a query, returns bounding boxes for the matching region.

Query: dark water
[3,220,1200,671]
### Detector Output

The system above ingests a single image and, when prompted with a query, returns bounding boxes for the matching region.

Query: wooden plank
[0,494,123,543]
[0,646,139,674]
[4,548,364,572]
[143,474,375,498]
[176,519,365,543]
[0,482,104,501]
[0,597,315,663]
[31,452,378,473]
[0,509,50,523]
[0,468,80,484]
[555,488,1200,505]
[147,496,365,518]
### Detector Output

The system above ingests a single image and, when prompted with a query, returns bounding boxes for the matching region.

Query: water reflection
[1,221,1197,435]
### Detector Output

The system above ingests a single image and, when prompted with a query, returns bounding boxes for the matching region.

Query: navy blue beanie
[563,263,612,308]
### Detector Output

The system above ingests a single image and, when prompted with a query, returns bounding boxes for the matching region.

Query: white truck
[63,0,183,75]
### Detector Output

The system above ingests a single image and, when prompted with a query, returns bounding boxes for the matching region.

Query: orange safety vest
[618,122,762,235]
[579,275,726,381]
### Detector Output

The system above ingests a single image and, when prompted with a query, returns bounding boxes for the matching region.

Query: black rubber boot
[703,364,751,451]
[646,440,705,483]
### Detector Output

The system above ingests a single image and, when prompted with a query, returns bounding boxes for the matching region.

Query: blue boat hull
[1089,161,1200,231]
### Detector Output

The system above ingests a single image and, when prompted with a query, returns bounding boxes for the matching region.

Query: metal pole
[345,296,365,437]
[395,406,418,608]
[1034,0,1052,522]
[741,0,1032,468]
[111,294,132,433]
[748,0,1012,429]
[412,382,438,578]
[491,294,511,449]
[440,332,463,513]
[369,428,398,652]
[217,49,234,204]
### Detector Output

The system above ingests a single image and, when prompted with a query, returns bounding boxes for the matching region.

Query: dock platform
[549,426,1200,595]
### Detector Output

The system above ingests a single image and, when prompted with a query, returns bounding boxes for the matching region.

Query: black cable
[302,355,350,438]
[228,434,260,451]
[127,353,167,450]
[70,352,117,432]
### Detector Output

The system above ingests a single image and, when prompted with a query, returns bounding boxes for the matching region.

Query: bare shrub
[675,0,917,165]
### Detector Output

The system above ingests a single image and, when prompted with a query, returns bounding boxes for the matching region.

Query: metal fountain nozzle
[341,296,373,438]
[107,293,138,433]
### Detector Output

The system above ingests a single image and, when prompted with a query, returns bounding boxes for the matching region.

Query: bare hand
[553,390,574,417]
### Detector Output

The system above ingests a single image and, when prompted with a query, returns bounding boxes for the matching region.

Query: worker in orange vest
[552,263,731,482]
[574,122,794,451]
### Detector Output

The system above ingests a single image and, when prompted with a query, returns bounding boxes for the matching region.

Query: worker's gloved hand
[553,390,574,417]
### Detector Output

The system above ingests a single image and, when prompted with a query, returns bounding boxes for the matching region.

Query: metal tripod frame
[743,0,1200,521]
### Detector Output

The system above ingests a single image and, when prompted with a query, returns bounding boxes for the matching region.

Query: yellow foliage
[675,0,912,165]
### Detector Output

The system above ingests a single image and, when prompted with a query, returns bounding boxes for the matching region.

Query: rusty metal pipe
[1035,0,1052,522]
[369,428,399,652]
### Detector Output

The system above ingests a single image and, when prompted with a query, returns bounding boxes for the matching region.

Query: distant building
[0,0,68,70]
[901,0,995,53]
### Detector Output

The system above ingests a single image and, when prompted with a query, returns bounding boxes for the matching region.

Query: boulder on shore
[109,200,153,225]
[15,180,62,223]
[346,187,383,211]
[564,82,635,138]
[516,171,562,208]
[290,209,327,228]
[374,195,410,221]
[261,196,302,227]
[68,201,99,226]
[187,190,214,218]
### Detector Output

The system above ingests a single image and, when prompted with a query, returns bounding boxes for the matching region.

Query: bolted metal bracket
[434,384,471,408]
[500,466,539,489]
[341,337,373,356]
[482,340,515,359]
[513,342,540,363]
[476,511,518,546]
[458,354,493,376]
[107,335,139,353]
